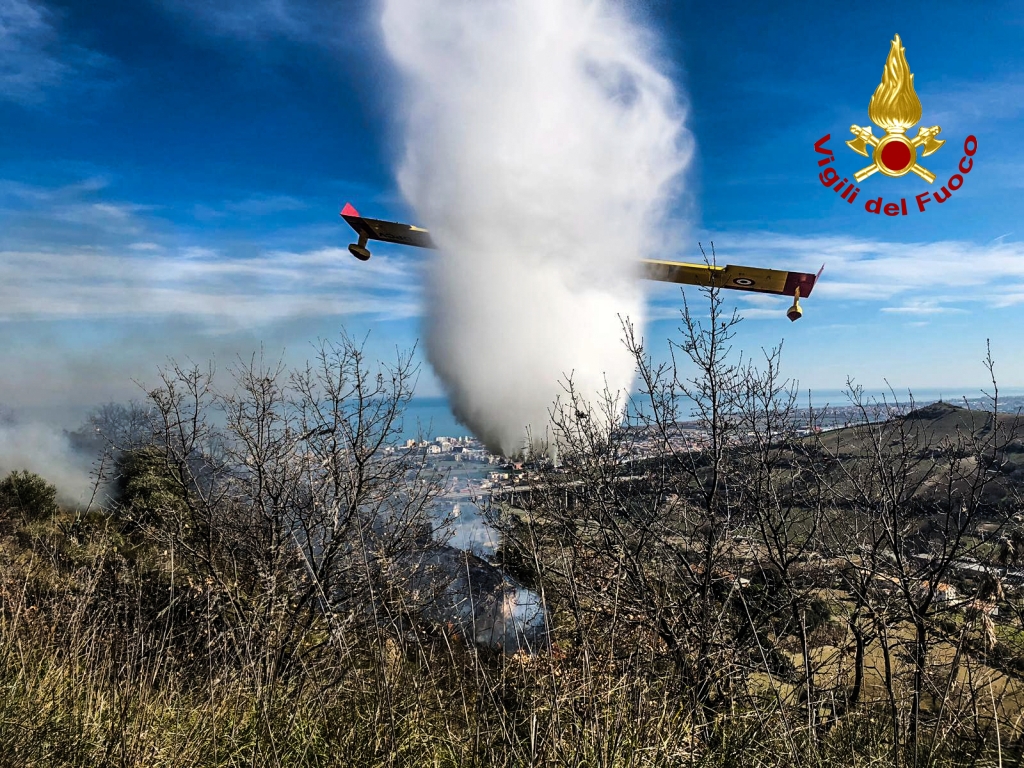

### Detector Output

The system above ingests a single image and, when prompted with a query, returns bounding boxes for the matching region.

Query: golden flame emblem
[868,35,922,132]
[846,34,944,183]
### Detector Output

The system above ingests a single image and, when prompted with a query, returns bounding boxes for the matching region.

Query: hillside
[807,401,1024,506]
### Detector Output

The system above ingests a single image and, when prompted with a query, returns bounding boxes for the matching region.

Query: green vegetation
[0,469,58,525]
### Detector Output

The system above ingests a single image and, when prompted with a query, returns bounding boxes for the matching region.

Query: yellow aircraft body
[340,203,822,321]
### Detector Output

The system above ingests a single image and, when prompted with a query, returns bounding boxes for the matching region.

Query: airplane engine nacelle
[349,243,371,261]
[787,297,803,322]
[786,287,803,322]
[349,232,371,260]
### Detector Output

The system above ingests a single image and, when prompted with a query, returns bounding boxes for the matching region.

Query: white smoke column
[381,0,691,456]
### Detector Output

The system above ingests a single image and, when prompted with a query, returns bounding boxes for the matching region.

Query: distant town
[394,395,1024,503]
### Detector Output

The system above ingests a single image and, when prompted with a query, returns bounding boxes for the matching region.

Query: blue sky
[2,0,1023,424]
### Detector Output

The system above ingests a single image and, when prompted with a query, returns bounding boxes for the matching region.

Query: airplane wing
[339,202,823,317]
[341,203,436,250]
[641,259,822,298]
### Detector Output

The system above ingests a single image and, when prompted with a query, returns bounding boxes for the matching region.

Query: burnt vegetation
[2,299,1024,767]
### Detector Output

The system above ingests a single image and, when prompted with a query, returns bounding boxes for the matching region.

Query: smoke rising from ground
[380,0,691,456]
[0,421,97,506]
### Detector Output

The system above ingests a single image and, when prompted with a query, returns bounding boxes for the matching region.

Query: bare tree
[813,343,1023,761]
[105,335,443,686]
[498,253,817,738]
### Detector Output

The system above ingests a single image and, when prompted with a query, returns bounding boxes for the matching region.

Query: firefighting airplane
[340,203,823,321]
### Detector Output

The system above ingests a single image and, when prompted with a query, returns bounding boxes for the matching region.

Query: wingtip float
[339,203,823,321]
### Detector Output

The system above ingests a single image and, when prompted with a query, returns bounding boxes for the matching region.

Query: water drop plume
[381,0,691,456]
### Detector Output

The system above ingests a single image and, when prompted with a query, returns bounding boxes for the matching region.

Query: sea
[9,387,1024,444]
[400,387,1024,443]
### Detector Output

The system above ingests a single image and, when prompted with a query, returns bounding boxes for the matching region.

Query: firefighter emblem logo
[845,34,945,184]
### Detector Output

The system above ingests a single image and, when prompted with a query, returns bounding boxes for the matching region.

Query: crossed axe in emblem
[846,125,945,184]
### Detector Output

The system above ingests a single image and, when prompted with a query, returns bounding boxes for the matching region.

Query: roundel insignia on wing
[733,277,755,287]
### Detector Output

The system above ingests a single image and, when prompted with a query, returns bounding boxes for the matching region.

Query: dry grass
[1,505,1017,768]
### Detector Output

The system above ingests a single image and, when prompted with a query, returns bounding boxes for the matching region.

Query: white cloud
[167,0,308,41]
[0,0,111,105]
[0,245,423,328]
[0,0,63,103]
[224,194,307,215]
[160,0,359,49]
[726,307,785,320]
[0,175,425,329]
[991,290,1024,309]
[188,195,311,222]
[880,302,968,315]
[716,232,1024,311]
[49,202,154,235]
[919,74,1024,129]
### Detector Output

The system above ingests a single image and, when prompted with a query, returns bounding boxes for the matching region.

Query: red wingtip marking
[341,202,360,217]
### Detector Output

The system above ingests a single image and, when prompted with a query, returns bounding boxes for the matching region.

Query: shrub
[113,446,186,529]
[0,470,59,524]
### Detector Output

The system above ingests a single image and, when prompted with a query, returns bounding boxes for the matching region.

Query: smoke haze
[380,0,692,456]
[0,421,97,506]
